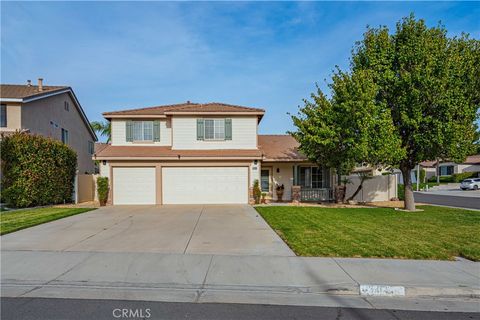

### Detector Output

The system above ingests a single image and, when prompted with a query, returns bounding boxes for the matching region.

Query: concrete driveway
[1,205,294,256]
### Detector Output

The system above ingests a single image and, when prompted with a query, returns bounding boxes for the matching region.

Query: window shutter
[153,120,160,142]
[225,118,232,140]
[126,120,133,142]
[197,119,204,140]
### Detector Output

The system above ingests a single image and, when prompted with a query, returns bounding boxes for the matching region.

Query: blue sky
[2,2,479,139]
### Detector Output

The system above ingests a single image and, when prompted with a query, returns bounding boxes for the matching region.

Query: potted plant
[276,184,285,201]
[261,192,267,204]
[97,177,109,206]
[253,179,262,204]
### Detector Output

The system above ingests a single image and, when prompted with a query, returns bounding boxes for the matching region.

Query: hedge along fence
[1,132,77,208]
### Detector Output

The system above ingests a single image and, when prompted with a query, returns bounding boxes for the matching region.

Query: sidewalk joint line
[183,206,205,254]
[332,258,359,286]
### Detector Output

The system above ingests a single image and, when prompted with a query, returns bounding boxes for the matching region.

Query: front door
[260,169,271,194]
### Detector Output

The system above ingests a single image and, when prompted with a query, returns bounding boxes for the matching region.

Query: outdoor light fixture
[102,160,106,165]
[277,168,280,173]
[254,160,258,165]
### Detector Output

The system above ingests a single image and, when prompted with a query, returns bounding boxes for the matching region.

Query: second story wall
[21,92,96,173]
[0,103,22,131]
[172,116,258,150]
[111,118,172,146]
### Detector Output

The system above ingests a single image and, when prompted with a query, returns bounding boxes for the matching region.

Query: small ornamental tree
[1,132,77,208]
[96,177,109,206]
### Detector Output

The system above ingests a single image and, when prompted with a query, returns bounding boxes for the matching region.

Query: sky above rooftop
[2,2,479,138]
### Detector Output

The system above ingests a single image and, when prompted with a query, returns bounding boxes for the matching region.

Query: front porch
[258,162,334,203]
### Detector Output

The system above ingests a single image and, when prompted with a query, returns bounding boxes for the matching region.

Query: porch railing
[300,188,333,202]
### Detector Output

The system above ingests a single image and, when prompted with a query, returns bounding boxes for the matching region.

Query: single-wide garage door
[113,167,156,205]
[162,167,248,204]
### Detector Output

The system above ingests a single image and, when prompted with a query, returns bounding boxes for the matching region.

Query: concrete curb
[2,280,479,300]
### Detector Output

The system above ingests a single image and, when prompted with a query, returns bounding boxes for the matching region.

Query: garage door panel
[113,167,156,205]
[162,167,248,204]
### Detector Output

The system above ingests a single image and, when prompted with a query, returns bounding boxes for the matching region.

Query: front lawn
[256,205,480,261]
[0,207,95,235]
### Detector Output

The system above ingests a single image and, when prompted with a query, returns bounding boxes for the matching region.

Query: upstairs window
[1,104,6,127]
[64,101,70,111]
[133,121,153,141]
[126,120,160,142]
[88,141,94,154]
[61,128,69,144]
[205,119,225,140]
[196,118,232,141]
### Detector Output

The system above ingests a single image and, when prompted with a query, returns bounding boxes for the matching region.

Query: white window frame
[132,121,154,141]
[204,119,225,141]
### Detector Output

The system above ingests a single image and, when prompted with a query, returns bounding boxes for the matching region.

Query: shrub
[97,177,109,206]
[452,172,479,182]
[253,179,262,204]
[428,175,454,183]
[397,184,405,200]
[1,132,77,208]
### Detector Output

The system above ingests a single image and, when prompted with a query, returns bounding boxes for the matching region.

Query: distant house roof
[94,145,262,160]
[0,84,69,100]
[420,154,480,167]
[258,135,307,162]
[103,102,265,119]
[0,83,97,141]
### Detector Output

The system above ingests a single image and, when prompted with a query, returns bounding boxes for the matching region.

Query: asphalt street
[414,192,480,210]
[2,297,479,320]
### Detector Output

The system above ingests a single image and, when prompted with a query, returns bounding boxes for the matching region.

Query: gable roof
[103,102,265,119]
[0,84,69,100]
[0,83,97,141]
[258,135,307,162]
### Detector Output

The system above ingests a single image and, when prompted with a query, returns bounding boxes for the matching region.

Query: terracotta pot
[99,199,107,206]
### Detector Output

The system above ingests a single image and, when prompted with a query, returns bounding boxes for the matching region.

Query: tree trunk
[401,166,416,211]
[346,178,365,202]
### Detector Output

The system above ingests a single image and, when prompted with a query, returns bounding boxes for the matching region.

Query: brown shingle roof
[0,84,69,99]
[103,102,265,117]
[258,135,307,161]
[94,143,109,154]
[94,145,262,159]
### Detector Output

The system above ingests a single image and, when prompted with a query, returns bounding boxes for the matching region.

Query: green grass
[256,205,480,261]
[0,207,96,235]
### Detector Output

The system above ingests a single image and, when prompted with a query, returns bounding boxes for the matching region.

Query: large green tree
[352,15,479,210]
[293,15,479,210]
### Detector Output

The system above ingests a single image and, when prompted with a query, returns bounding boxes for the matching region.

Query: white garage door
[113,167,156,205]
[162,167,248,204]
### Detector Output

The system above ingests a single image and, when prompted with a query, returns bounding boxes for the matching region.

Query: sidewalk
[2,250,479,310]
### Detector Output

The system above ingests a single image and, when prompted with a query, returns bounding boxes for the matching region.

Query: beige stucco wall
[345,174,397,202]
[20,92,96,173]
[0,103,22,131]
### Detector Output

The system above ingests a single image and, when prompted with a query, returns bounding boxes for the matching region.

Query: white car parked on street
[460,178,480,190]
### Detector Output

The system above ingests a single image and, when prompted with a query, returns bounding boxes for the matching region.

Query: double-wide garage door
[113,167,248,205]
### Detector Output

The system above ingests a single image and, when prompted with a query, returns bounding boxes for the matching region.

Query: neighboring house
[420,155,480,180]
[94,102,395,205]
[0,79,97,173]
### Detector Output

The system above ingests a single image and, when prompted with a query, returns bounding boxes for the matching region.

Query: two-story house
[0,79,97,173]
[94,102,336,205]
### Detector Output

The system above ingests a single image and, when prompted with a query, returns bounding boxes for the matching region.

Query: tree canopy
[292,15,479,210]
